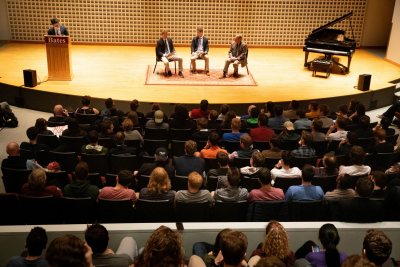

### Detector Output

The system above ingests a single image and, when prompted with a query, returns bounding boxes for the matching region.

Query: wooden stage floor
[0,42,399,105]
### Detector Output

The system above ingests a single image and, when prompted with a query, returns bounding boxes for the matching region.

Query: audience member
[355,175,374,198]
[265,101,275,118]
[2,142,36,170]
[341,255,375,267]
[81,130,108,155]
[324,174,356,200]
[314,152,338,177]
[370,171,387,198]
[145,103,168,121]
[191,99,210,119]
[175,171,213,204]
[20,126,48,157]
[75,95,99,115]
[336,131,357,157]
[126,111,141,128]
[208,109,221,130]
[63,161,99,200]
[375,116,395,136]
[336,104,349,119]
[250,113,275,142]
[372,128,394,154]
[192,117,211,143]
[48,104,69,124]
[220,110,237,129]
[305,223,347,266]
[283,100,299,121]
[61,118,86,137]
[270,151,302,180]
[350,115,373,138]
[129,99,144,118]
[122,118,143,144]
[46,234,94,267]
[306,102,319,119]
[310,119,326,142]
[278,121,300,142]
[254,256,286,267]
[213,167,248,202]
[230,134,257,159]
[170,104,196,130]
[218,231,248,267]
[318,104,334,128]
[293,110,311,130]
[249,168,284,201]
[200,131,228,159]
[145,110,169,130]
[285,165,324,201]
[174,140,205,176]
[241,104,256,120]
[222,118,243,141]
[261,138,282,159]
[100,97,121,120]
[6,227,48,267]
[134,226,184,267]
[326,116,348,141]
[139,167,175,201]
[338,146,371,176]
[349,103,366,126]
[246,106,260,128]
[240,151,265,177]
[363,229,392,267]
[109,132,136,155]
[138,147,174,178]
[291,131,316,157]
[268,105,287,130]
[207,151,229,177]
[218,104,230,121]
[35,118,53,135]
[98,119,115,139]
[85,224,137,267]
[249,221,294,266]
[98,170,137,201]
[21,168,63,197]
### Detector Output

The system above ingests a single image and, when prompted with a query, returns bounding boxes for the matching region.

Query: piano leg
[346,55,352,73]
[304,51,310,67]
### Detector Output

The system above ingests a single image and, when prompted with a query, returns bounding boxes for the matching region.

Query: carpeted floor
[145,66,257,86]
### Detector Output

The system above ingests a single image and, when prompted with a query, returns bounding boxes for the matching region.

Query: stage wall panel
[7,0,366,46]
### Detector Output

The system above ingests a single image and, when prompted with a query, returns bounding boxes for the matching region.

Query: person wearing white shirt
[338,145,371,176]
[270,150,302,181]
[190,26,210,75]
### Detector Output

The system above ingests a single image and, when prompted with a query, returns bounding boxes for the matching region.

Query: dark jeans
[192,241,214,258]
[382,101,400,122]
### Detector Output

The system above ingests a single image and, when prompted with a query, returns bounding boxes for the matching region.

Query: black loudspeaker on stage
[23,69,37,87]
[357,74,371,91]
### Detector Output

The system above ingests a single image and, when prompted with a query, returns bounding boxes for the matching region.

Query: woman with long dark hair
[305,223,347,267]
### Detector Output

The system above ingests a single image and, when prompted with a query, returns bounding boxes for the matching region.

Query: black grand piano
[303,12,356,75]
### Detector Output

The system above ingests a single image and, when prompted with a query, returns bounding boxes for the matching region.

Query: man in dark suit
[156,30,184,78]
[190,26,209,75]
[47,18,69,36]
[220,34,248,78]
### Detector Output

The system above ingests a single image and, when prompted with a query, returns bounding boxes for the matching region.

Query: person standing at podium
[47,18,69,36]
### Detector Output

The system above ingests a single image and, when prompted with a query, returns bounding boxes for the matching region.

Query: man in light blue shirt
[190,26,210,75]
[285,164,324,201]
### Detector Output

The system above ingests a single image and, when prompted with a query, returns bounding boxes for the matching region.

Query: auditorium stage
[0,42,399,113]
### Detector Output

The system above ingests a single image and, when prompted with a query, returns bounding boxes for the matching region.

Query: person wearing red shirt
[190,99,210,119]
[250,113,275,142]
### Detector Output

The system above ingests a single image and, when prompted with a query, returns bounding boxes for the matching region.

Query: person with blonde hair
[21,168,62,197]
[249,221,295,267]
[175,171,213,204]
[121,118,143,144]
[139,167,175,201]
[134,226,185,267]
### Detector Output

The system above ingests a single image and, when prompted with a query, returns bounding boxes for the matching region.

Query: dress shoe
[205,70,210,76]
[168,71,172,76]
[163,72,169,77]
[178,71,184,78]
[191,69,196,74]
[233,72,239,78]
[219,72,227,79]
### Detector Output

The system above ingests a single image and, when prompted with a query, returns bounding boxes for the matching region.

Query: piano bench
[311,59,333,78]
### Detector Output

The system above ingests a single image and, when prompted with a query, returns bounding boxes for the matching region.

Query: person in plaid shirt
[291,131,316,157]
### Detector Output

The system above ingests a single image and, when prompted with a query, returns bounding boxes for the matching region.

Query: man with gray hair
[220,34,248,78]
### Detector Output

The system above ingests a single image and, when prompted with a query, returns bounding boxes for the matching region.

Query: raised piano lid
[309,11,353,36]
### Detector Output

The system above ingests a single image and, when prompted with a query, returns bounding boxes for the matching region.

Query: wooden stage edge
[0,42,399,114]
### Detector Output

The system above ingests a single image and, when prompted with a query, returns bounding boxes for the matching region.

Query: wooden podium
[44,35,72,81]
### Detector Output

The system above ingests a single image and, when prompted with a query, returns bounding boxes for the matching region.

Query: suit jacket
[47,25,69,36]
[191,36,209,54]
[156,38,175,60]
[228,41,248,64]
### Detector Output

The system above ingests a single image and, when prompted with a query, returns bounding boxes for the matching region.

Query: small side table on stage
[44,35,73,81]
[311,58,333,78]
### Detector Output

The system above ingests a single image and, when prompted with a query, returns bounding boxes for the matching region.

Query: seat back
[75,113,98,125]
[59,135,86,153]
[274,177,302,193]
[144,128,169,140]
[370,153,394,171]
[222,141,241,153]
[289,200,326,221]
[37,134,60,150]
[279,140,299,151]
[172,175,189,191]
[264,157,280,169]
[354,137,375,153]
[327,139,341,152]
[62,197,96,224]
[1,167,31,193]
[312,175,337,193]
[0,193,24,225]
[97,198,135,223]
[253,141,271,151]
[213,201,248,222]
[175,201,211,222]
[125,139,141,148]
[247,201,288,222]
[136,175,150,191]
[328,198,384,223]
[293,156,318,169]
[135,199,174,222]
[110,154,138,174]
[241,177,260,192]
[143,139,169,155]
[98,138,115,148]
[46,171,69,190]
[81,153,110,175]
[49,151,79,173]
[88,173,104,189]
[170,128,193,141]
[386,134,399,145]
[233,157,251,169]
[206,176,219,191]
[170,140,186,157]
[19,195,62,224]
[311,140,328,157]
[204,158,219,172]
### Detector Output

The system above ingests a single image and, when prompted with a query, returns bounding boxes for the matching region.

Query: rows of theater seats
[0,193,397,225]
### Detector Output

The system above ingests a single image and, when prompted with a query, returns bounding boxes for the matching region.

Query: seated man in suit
[47,18,69,36]
[156,30,184,78]
[190,26,209,75]
[220,34,248,78]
